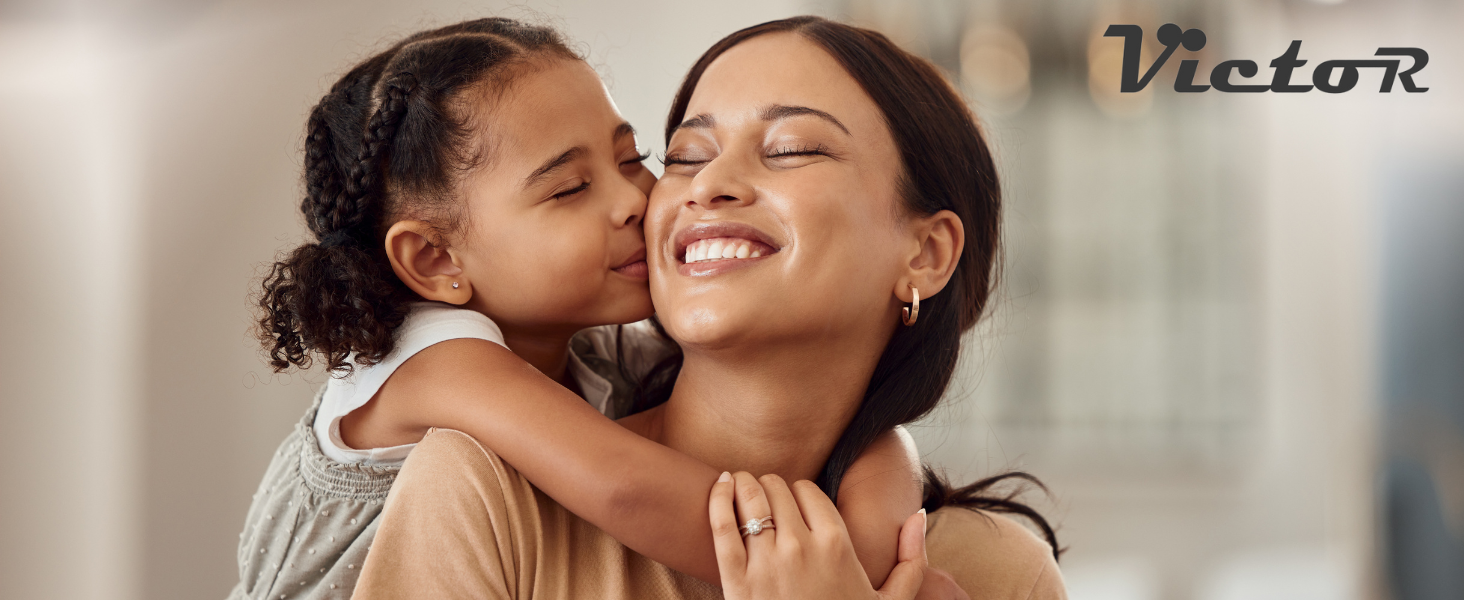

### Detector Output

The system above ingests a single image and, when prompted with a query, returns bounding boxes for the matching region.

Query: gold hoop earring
[902,285,920,326]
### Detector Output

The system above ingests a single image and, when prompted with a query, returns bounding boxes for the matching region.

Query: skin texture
[627,31,966,594]
[333,57,925,586]
[709,472,940,600]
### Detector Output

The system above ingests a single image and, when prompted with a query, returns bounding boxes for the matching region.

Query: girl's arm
[345,338,921,586]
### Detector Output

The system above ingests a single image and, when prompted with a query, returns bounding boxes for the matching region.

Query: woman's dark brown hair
[635,15,1061,559]
[257,18,576,374]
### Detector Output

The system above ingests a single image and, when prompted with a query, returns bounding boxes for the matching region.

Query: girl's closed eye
[619,148,651,177]
[550,178,589,201]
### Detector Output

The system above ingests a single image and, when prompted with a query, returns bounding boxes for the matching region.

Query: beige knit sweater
[353,428,1065,600]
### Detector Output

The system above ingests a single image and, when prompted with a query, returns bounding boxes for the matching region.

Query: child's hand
[709,471,928,600]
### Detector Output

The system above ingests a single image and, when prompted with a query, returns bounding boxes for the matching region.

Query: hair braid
[331,72,417,245]
[255,18,578,374]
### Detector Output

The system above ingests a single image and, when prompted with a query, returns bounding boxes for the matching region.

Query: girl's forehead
[472,59,625,173]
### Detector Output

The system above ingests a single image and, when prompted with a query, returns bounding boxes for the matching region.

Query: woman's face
[647,33,910,350]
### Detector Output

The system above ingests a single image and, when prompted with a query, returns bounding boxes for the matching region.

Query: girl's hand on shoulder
[709,471,933,600]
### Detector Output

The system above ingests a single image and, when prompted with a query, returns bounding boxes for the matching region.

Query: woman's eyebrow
[672,113,715,133]
[760,104,849,134]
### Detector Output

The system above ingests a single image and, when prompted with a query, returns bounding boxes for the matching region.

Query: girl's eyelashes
[621,148,652,166]
[550,180,589,200]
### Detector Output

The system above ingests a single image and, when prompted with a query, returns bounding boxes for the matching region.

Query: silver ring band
[740,516,775,536]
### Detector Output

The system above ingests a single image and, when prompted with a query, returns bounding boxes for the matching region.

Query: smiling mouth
[681,237,775,264]
[673,222,783,270]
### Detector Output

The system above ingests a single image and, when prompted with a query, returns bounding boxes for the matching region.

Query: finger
[878,509,929,600]
[708,471,746,582]
[788,479,848,537]
[757,474,810,543]
[732,471,776,550]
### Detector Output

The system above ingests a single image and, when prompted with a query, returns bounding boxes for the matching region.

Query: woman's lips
[678,252,770,277]
[672,221,782,277]
[671,222,782,278]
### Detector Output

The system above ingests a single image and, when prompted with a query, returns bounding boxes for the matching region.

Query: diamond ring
[740,516,775,536]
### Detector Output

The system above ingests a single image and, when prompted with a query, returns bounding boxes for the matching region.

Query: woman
[353,16,1064,599]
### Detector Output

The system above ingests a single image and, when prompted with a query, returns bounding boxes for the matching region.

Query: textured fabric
[353,429,1067,600]
[315,302,507,466]
[229,394,396,600]
[229,323,664,600]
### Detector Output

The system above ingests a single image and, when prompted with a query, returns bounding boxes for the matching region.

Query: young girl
[229,18,925,600]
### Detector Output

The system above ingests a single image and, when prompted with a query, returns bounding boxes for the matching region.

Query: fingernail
[917,508,927,515]
[717,471,731,483]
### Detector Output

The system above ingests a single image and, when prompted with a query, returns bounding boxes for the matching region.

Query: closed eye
[660,152,705,166]
[767,143,830,158]
[622,149,652,166]
[551,181,589,200]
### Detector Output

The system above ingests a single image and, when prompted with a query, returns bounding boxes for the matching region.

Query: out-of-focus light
[961,25,1031,115]
[1088,26,1153,119]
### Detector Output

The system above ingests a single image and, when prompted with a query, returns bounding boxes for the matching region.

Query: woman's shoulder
[925,507,1067,600]
[404,427,526,490]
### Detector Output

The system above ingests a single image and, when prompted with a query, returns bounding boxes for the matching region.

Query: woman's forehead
[685,33,883,132]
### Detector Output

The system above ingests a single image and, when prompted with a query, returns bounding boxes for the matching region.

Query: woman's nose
[686,154,756,210]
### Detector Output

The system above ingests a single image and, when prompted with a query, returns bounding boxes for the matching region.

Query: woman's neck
[643,340,883,482]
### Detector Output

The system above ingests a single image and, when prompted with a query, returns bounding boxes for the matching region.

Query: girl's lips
[613,260,649,280]
[612,248,649,281]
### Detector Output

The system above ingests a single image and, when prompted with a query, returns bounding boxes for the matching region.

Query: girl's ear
[383,221,472,304]
[893,209,963,304]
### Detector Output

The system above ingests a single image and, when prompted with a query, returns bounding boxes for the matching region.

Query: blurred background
[0,0,1459,598]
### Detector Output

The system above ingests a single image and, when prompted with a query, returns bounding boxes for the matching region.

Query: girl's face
[646,33,910,350]
[454,59,656,333]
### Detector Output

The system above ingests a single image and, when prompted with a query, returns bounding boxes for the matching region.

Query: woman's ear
[895,209,964,303]
[383,220,472,305]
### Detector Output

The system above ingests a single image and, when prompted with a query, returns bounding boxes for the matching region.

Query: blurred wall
[1,1,1460,600]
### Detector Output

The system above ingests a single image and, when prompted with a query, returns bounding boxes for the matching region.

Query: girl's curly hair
[257,18,576,375]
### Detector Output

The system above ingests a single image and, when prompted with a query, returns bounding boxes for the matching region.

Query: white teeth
[684,238,770,264]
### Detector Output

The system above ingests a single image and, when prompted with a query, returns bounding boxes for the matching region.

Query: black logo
[1103,24,1428,93]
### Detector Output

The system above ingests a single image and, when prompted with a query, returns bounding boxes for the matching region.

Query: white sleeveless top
[312,302,507,466]
[312,302,670,466]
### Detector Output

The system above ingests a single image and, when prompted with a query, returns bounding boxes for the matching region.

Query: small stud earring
[451,281,460,289]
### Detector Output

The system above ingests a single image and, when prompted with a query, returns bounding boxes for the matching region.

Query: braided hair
[257,18,577,374]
